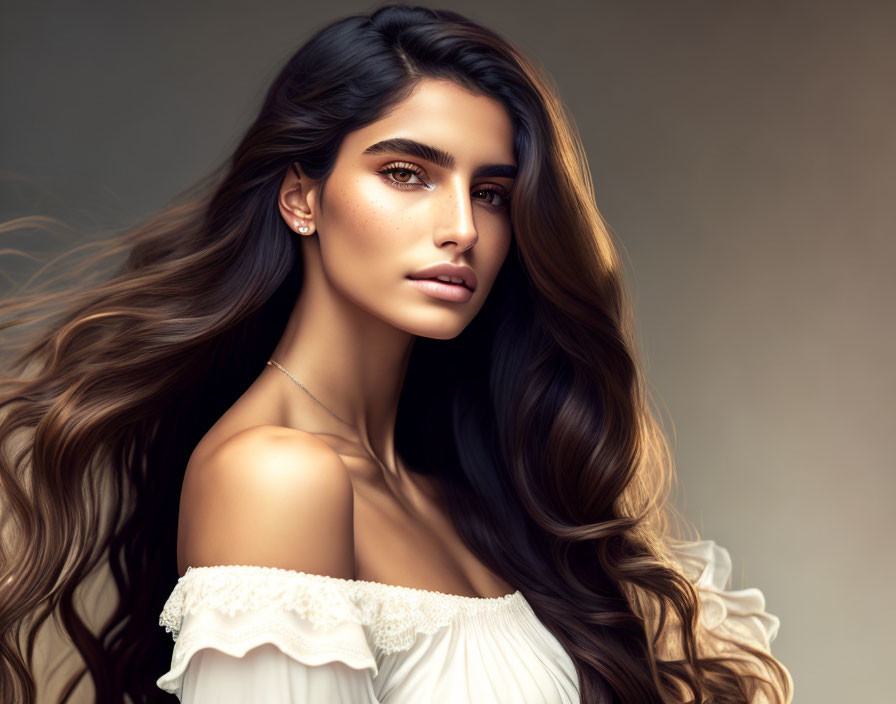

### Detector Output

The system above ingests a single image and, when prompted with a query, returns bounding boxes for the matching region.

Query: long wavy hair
[0,4,792,703]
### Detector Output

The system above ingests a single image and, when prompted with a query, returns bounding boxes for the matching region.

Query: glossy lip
[406,277,474,303]
[407,261,478,292]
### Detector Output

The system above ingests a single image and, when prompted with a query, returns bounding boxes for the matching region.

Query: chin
[405,323,467,340]
[381,293,487,339]
[418,328,465,341]
[394,315,474,340]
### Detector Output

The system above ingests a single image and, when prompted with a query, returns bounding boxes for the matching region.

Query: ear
[278,162,318,236]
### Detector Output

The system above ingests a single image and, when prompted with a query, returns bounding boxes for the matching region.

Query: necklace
[266,359,401,479]
[266,359,354,429]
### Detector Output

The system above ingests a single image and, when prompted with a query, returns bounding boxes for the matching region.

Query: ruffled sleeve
[667,538,781,652]
[156,565,381,702]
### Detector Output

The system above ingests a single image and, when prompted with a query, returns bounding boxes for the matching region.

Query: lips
[419,277,471,291]
[407,262,478,291]
[406,276,474,303]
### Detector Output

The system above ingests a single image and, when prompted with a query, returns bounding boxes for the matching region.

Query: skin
[191,78,519,596]
[270,76,514,474]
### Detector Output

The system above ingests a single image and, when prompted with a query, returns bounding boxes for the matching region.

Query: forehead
[340,79,516,167]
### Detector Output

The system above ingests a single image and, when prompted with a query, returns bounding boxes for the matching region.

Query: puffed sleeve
[667,538,781,652]
[156,565,381,703]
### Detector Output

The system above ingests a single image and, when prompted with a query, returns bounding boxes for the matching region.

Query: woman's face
[281,78,517,340]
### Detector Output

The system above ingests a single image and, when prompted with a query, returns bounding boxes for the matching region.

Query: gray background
[2,1,893,701]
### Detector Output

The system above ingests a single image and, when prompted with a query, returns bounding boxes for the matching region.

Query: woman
[0,3,792,703]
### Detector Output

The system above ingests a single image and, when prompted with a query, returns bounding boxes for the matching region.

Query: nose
[434,178,479,252]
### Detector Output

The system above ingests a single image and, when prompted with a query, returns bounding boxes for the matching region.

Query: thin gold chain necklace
[265,359,354,429]
[266,359,399,477]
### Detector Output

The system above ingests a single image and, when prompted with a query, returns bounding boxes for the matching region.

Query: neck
[267,258,416,476]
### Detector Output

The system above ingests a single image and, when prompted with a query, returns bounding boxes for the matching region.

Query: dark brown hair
[0,4,792,702]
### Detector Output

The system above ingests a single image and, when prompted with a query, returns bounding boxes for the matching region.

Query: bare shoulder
[177,425,355,579]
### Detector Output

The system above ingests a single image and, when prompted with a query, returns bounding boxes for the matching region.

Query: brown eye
[377,164,428,189]
[473,187,512,210]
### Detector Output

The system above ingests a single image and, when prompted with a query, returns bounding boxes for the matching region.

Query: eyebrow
[362,137,518,179]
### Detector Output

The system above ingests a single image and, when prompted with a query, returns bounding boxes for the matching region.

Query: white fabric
[181,644,378,702]
[667,538,782,653]
[156,539,782,702]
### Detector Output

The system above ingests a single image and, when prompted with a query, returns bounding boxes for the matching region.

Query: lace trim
[667,538,781,650]
[159,564,528,655]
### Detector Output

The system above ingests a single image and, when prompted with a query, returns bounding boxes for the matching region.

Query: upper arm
[177,426,355,579]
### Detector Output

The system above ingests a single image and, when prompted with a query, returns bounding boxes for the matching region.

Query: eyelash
[376,162,512,210]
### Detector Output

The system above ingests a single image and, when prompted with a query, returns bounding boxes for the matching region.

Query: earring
[294,218,312,234]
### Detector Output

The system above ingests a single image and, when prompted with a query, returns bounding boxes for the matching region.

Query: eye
[377,163,428,189]
[472,186,512,210]
[377,162,512,211]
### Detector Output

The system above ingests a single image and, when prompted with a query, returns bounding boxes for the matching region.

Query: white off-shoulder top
[156,539,783,702]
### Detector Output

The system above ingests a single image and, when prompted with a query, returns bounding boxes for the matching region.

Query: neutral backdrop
[2,1,893,701]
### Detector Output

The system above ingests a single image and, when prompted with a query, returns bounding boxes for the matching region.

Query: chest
[346,460,515,599]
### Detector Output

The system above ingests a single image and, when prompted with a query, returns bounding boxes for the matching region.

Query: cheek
[481,222,513,281]
[321,179,391,252]
[316,177,411,283]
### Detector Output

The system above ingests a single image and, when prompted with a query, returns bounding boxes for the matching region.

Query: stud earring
[294,218,312,234]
